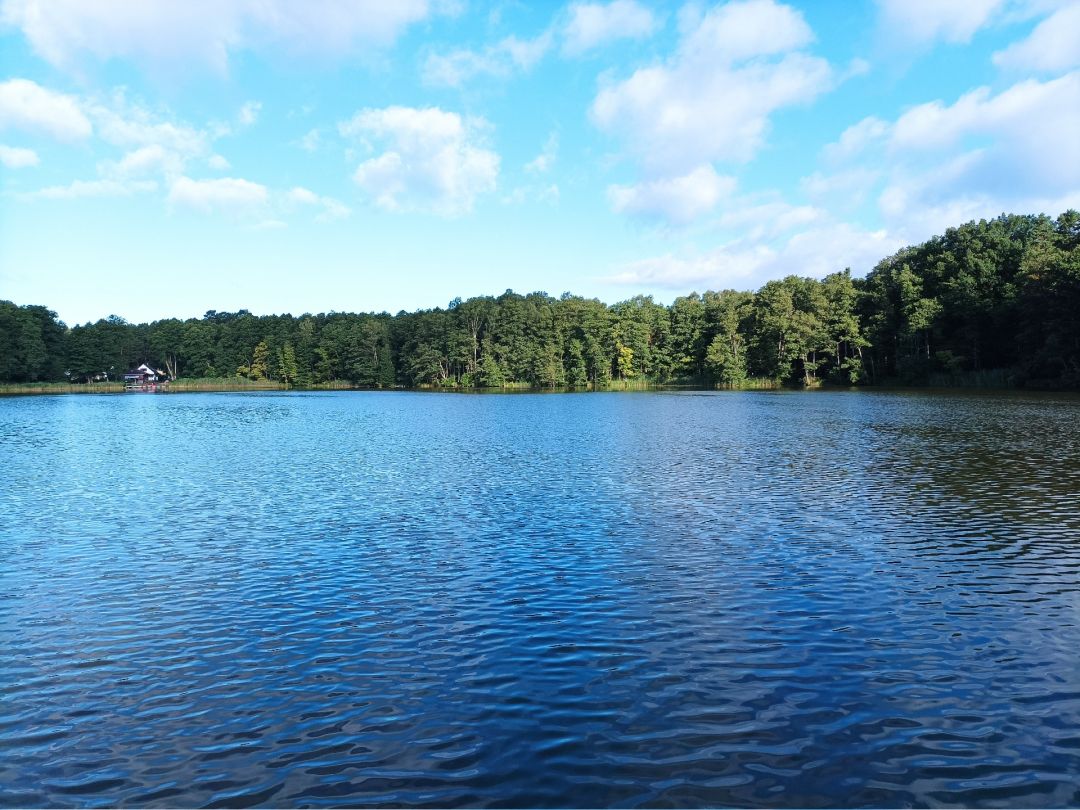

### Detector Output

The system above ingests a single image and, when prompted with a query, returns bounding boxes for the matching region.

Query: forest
[2,211,1079,390]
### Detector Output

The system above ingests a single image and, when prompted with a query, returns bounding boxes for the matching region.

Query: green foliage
[702,290,752,386]
[616,344,635,379]
[0,301,67,382]
[250,340,270,380]
[565,339,588,388]
[859,211,1080,386]
[277,343,299,388]
[705,334,747,387]
[476,340,505,387]
[238,339,270,379]
[3,210,1080,390]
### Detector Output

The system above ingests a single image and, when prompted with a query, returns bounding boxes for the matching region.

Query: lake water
[2,390,1079,808]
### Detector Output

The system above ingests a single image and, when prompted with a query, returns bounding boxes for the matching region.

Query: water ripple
[2,390,1080,807]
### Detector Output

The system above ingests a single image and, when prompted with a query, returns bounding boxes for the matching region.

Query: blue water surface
[1,390,1079,807]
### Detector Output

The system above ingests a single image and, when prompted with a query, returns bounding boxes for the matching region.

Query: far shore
[0,379,351,396]
[0,379,703,396]
[3,375,1078,397]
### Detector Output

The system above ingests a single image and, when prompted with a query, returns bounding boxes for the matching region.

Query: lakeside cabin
[123,363,169,391]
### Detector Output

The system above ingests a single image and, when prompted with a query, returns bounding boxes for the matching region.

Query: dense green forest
[3,211,1079,390]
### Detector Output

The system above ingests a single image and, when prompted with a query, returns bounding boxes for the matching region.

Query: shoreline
[4,379,1079,397]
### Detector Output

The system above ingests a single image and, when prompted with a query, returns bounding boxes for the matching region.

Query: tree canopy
[3,211,1078,390]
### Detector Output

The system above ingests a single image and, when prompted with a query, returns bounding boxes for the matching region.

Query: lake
[2,390,1079,808]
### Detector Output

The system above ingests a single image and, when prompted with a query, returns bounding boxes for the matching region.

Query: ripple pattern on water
[2,390,1080,807]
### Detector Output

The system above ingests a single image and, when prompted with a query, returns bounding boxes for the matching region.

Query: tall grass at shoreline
[1,376,785,395]
[8,374,1063,396]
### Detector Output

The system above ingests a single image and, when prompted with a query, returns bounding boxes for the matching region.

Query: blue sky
[1,0,1078,325]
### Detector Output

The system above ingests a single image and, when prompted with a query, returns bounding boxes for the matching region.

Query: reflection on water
[1,390,1079,807]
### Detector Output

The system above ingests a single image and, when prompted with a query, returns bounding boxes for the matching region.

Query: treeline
[2,211,1078,390]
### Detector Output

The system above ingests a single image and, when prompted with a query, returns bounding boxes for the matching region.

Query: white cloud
[286,186,319,206]
[678,0,814,63]
[800,167,881,207]
[820,71,1080,246]
[591,0,833,172]
[319,200,351,221]
[0,0,436,73]
[500,31,554,69]
[167,175,268,213]
[608,164,736,224]
[606,221,900,289]
[888,74,1080,182]
[875,0,1005,46]
[502,182,559,205]
[422,30,553,87]
[101,144,184,179]
[0,78,92,140]
[46,174,350,223]
[422,49,496,86]
[5,82,249,208]
[822,116,888,162]
[525,132,558,174]
[340,106,499,215]
[1,76,349,227]
[802,67,1080,263]
[717,199,824,238]
[843,57,871,79]
[85,93,210,157]
[286,186,350,221]
[251,1,437,51]
[607,248,771,288]
[237,100,261,126]
[890,92,994,151]
[779,222,903,277]
[562,0,657,55]
[592,0,834,228]
[2,0,241,72]
[297,128,320,152]
[875,147,1080,241]
[29,178,157,199]
[88,95,217,182]
[993,3,1080,72]
[423,1,656,85]
[0,143,39,167]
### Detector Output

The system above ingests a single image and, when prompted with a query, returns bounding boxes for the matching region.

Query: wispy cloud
[28,178,158,199]
[993,3,1080,72]
[525,132,558,174]
[167,176,268,213]
[875,0,1006,47]
[605,221,899,290]
[286,186,351,221]
[297,128,321,152]
[562,0,658,55]
[422,30,554,87]
[237,100,261,127]
[0,0,439,74]
[423,0,661,88]
[0,143,39,168]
